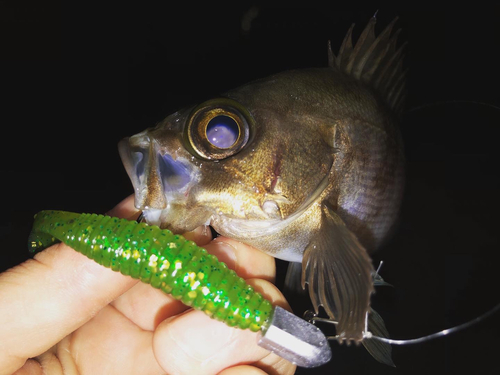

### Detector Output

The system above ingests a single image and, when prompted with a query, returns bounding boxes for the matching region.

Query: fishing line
[363,302,500,345]
[306,258,500,346]
[374,260,384,277]
[309,302,500,346]
[367,99,500,346]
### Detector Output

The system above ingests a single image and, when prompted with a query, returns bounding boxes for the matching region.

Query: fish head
[119,73,335,237]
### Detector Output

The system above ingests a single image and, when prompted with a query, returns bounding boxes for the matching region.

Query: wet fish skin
[123,66,403,254]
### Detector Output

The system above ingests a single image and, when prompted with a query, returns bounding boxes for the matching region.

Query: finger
[182,225,213,246]
[62,305,163,374]
[0,198,140,375]
[153,279,294,375]
[108,200,212,330]
[0,245,138,375]
[205,237,276,283]
[110,225,214,331]
[253,348,297,375]
[111,282,188,331]
[110,235,275,331]
[106,194,139,219]
[218,365,268,375]
[12,359,43,375]
[23,304,165,375]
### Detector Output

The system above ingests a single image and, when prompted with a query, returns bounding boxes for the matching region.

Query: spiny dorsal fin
[329,16,407,114]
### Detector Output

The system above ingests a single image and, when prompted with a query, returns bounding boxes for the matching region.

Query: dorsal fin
[328,16,407,114]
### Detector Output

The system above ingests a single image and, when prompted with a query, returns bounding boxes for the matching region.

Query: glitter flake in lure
[29,210,332,368]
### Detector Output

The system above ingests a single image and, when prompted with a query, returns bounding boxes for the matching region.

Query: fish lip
[118,136,197,213]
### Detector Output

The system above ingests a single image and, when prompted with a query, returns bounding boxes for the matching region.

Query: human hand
[0,196,296,375]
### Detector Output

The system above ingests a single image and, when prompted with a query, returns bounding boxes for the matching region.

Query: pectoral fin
[363,308,395,366]
[301,204,374,343]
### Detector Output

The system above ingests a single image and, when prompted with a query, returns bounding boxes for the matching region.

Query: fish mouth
[118,134,197,225]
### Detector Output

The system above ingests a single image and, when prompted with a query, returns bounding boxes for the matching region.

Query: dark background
[1,2,499,374]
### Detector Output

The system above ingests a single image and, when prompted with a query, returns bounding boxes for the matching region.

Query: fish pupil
[206,115,239,149]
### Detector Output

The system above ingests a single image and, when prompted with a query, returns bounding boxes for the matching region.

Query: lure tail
[29,211,81,252]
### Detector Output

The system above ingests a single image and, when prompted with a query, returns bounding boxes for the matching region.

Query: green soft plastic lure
[28,210,332,367]
[29,210,272,331]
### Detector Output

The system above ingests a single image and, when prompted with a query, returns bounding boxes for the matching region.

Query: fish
[119,16,405,365]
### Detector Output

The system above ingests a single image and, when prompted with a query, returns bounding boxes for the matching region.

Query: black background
[1,2,499,374]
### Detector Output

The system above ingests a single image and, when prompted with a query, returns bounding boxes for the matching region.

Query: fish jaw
[118,130,209,229]
[118,129,276,231]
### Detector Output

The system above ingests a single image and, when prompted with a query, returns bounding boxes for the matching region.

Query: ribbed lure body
[29,210,273,332]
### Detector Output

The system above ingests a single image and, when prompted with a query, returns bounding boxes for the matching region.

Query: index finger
[0,196,139,375]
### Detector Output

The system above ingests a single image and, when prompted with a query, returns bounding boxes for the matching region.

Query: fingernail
[209,241,237,271]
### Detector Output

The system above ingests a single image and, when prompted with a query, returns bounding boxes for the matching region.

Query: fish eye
[185,98,253,160]
[206,115,240,149]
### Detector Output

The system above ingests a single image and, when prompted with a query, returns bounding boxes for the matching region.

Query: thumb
[0,196,138,375]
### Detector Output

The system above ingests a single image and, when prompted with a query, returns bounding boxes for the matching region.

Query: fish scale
[337,117,404,251]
